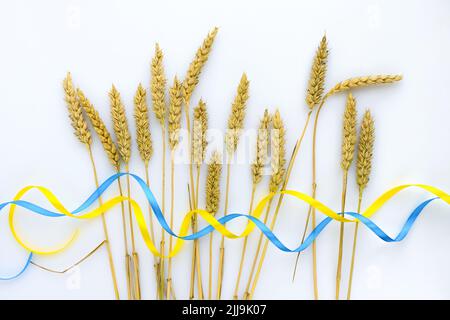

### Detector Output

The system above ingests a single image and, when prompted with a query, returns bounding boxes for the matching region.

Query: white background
[0,0,449,300]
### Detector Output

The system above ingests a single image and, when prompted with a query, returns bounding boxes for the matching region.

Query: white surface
[0,0,449,300]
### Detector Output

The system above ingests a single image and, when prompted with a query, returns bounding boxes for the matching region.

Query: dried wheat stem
[336,93,357,299]
[234,109,271,299]
[347,110,375,300]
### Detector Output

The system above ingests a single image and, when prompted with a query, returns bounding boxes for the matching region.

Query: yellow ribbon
[7,184,449,258]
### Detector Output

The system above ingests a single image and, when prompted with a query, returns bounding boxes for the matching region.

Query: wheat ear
[326,75,403,98]
[134,83,153,164]
[63,73,92,145]
[182,27,219,104]
[335,92,357,299]
[347,109,375,300]
[110,85,131,164]
[193,99,208,165]
[77,89,120,169]
[225,73,250,155]
[168,76,183,150]
[306,35,328,109]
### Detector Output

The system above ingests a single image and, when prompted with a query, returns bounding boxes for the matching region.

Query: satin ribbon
[1,173,449,280]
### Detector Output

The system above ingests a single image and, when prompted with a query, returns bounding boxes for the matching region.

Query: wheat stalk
[151,42,169,299]
[77,89,120,169]
[225,73,250,155]
[206,151,222,300]
[63,72,92,145]
[306,35,328,109]
[109,84,142,299]
[168,76,183,150]
[134,83,153,164]
[335,92,358,299]
[217,73,250,299]
[245,110,286,300]
[182,27,219,104]
[234,109,271,299]
[348,109,375,300]
[182,28,218,300]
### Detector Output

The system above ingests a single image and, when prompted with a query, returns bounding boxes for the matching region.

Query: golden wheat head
[182,27,219,105]
[109,85,131,164]
[151,43,167,126]
[206,151,222,215]
[357,110,375,191]
[269,109,286,193]
[225,73,250,155]
[341,93,357,171]
[252,109,271,185]
[168,76,183,150]
[306,35,328,109]
[63,72,92,145]
[327,75,402,98]
[134,83,153,164]
[77,88,120,169]
[193,99,208,165]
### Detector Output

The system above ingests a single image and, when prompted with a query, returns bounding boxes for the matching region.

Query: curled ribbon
[1,173,449,280]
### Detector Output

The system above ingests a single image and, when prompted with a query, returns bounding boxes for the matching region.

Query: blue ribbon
[0,173,442,280]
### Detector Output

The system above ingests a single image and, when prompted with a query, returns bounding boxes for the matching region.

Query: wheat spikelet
[326,75,402,98]
[252,109,271,185]
[151,43,167,125]
[168,76,183,150]
[78,88,120,169]
[341,93,357,171]
[193,99,208,165]
[63,72,92,145]
[306,35,328,109]
[182,27,219,104]
[225,73,250,155]
[134,83,153,164]
[357,110,375,191]
[109,85,131,164]
[205,151,222,214]
[269,110,286,193]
